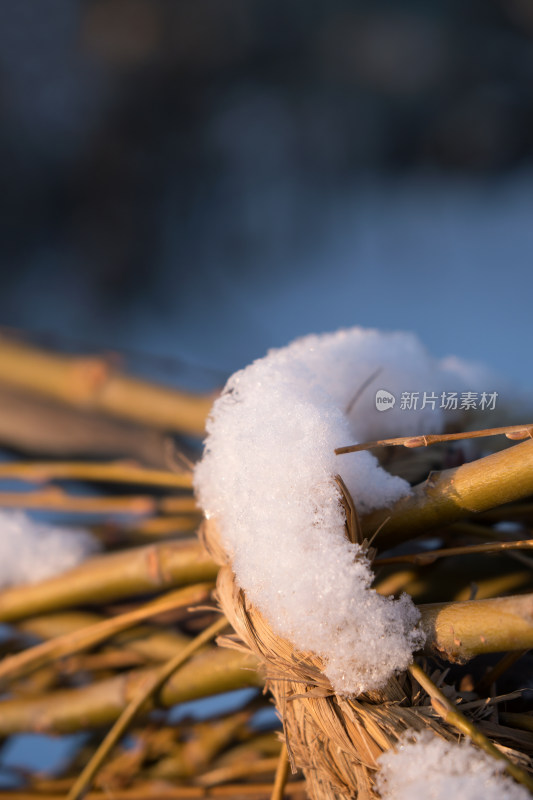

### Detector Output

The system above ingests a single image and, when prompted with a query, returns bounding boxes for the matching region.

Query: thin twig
[335,423,533,455]
[345,368,382,416]
[0,583,214,687]
[66,616,229,800]
[408,662,533,792]
[271,743,290,800]
[475,650,530,696]
[375,538,533,567]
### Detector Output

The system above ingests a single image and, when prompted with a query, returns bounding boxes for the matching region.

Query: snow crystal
[376,731,531,800]
[0,510,99,588]
[194,327,493,694]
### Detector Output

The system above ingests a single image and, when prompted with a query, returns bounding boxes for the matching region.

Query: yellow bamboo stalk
[149,497,199,515]
[419,593,533,662]
[0,539,218,622]
[411,573,531,606]
[149,711,252,780]
[197,757,281,787]
[0,782,308,799]
[0,336,215,436]
[0,647,262,735]
[18,612,192,664]
[106,629,192,664]
[362,438,533,547]
[117,514,200,542]
[0,583,214,686]
[18,610,103,637]
[60,649,147,672]
[374,556,533,604]
[160,496,201,514]
[0,384,170,467]
[0,460,193,488]
[451,572,533,602]
[67,616,230,800]
[373,568,420,597]
[214,734,284,767]
[0,487,154,514]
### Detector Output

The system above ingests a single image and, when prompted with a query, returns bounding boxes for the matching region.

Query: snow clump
[376,730,531,800]
[194,327,495,694]
[0,509,99,588]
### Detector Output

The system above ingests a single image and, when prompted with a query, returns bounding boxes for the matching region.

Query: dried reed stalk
[0,459,193,488]
[0,487,155,514]
[67,616,230,800]
[0,783,308,799]
[0,335,214,436]
[420,594,533,662]
[0,384,171,467]
[361,438,533,547]
[0,582,214,687]
[0,646,261,735]
[0,539,218,622]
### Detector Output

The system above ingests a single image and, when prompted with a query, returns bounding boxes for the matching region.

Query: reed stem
[419,593,533,662]
[0,539,218,622]
[362,438,533,547]
[0,336,215,436]
[67,616,229,800]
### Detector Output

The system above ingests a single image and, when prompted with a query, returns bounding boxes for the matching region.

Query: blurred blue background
[0,0,532,391]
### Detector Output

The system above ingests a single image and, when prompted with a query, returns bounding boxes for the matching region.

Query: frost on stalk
[0,510,99,588]
[194,327,493,695]
[376,731,531,800]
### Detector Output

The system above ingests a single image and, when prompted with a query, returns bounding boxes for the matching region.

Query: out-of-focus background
[1,0,532,392]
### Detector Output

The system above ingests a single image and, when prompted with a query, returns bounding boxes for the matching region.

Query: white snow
[194,326,496,694]
[0,510,99,588]
[376,731,531,800]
